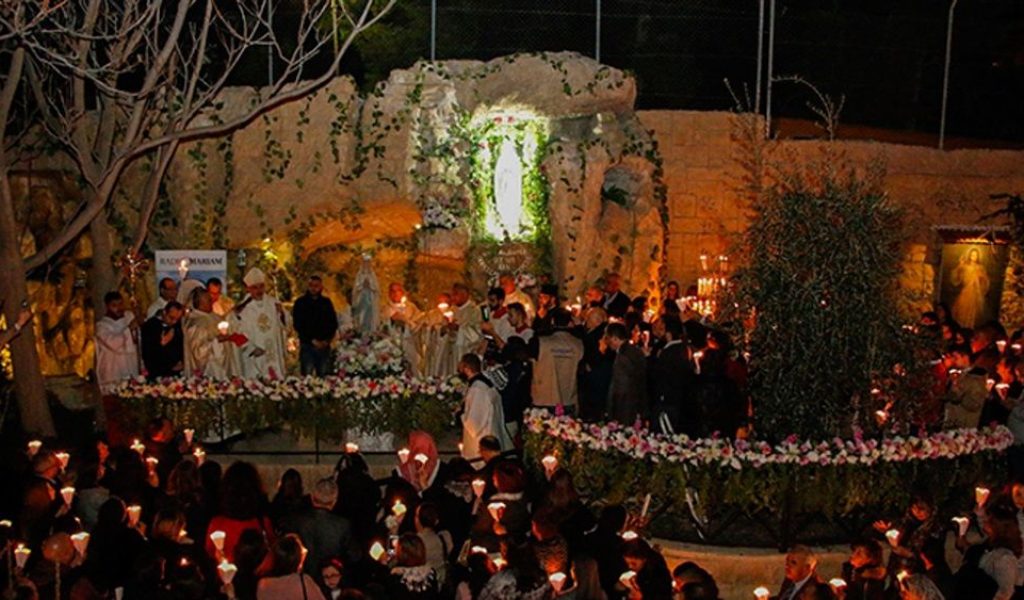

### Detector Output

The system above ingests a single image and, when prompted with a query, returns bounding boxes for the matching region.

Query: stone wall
[640,110,1024,315]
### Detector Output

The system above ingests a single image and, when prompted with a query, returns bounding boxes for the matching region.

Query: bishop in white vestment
[232,268,288,379]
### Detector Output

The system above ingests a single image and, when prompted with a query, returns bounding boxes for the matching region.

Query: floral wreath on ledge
[524,409,1015,470]
[335,330,407,377]
[111,374,462,441]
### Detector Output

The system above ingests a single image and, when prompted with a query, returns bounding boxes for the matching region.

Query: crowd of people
[4,421,1024,600]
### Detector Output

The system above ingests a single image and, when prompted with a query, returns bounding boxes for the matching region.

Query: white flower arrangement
[524,409,1014,471]
[335,331,407,376]
[421,204,461,230]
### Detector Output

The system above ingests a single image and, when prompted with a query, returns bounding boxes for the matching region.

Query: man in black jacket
[292,275,338,376]
[650,317,698,435]
[140,301,184,379]
[604,322,647,424]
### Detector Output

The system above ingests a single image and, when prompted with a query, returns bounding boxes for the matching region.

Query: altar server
[458,353,511,462]
[95,291,140,392]
[450,282,482,368]
[383,282,422,374]
[232,267,288,379]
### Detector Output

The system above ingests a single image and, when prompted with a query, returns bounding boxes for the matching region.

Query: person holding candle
[419,292,457,377]
[205,462,275,563]
[621,537,673,599]
[943,344,988,430]
[873,492,949,593]
[498,273,535,320]
[601,273,631,320]
[772,545,820,600]
[382,533,440,599]
[184,288,237,379]
[83,498,149,593]
[19,451,68,550]
[840,539,886,600]
[280,477,357,587]
[207,277,235,317]
[384,282,423,374]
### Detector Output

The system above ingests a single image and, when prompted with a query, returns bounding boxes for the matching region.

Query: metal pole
[430,0,437,61]
[595,0,602,63]
[939,0,959,150]
[755,0,765,113]
[764,0,776,138]
[267,1,274,84]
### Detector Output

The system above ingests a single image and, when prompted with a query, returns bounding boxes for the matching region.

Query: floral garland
[524,409,1015,470]
[335,331,407,377]
[112,374,462,441]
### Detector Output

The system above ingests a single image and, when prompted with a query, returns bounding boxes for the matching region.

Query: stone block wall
[640,110,1024,316]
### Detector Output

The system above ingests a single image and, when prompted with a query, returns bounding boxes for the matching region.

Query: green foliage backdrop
[737,158,914,440]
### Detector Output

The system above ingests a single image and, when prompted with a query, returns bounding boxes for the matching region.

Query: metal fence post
[595,0,602,63]
[755,0,765,114]
[430,0,437,61]
[939,0,960,150]
[765,0,776,139]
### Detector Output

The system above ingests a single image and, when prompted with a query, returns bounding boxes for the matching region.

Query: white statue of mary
[351,254,380,334]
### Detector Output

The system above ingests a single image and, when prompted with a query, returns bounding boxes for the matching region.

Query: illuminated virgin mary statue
[492,137,525,239]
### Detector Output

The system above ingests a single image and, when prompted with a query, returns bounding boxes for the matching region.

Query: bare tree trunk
[0,170,55,436]
[89,207,116,312]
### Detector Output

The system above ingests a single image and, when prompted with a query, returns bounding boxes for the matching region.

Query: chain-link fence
[343,0,1024,143]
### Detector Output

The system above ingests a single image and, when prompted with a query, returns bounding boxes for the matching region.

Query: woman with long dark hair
[256,534,325,600]
[204,461,274,563]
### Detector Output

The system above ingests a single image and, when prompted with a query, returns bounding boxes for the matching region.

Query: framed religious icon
[937,237,1010,329]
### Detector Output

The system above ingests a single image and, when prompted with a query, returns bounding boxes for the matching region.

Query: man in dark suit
[774,545,820,600]
[604,323,647,424]
[650,317,698,435]
[280,477,358,584]
[140,300,184,378]
[601,273,631,319]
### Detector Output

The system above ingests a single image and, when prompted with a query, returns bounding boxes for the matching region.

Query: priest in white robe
[184,289,236,379]
[383,282,422,374]
[458,353,511,462]
[499,273,535,319]
[232,268,288,379]
[419,293,456,377]
[207,277,235,316]
[95,291,140,393]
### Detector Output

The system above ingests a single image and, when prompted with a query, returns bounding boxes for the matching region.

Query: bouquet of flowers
[336,331,407,377]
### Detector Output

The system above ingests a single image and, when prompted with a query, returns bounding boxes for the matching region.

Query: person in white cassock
[383,282,422,374]
[207,277,235,316]
[184,289,236,379]
[458,353,511,462]
[95,291,140,392]
[420,292,456,377]
[449,283,482,370]
[499,273,534,319]
[232,267,287,379]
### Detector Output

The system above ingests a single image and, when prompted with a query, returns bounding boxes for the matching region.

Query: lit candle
[896,570,909,585]
[875,410,889,424]
[885,529,900,546]
[209,530,226,551]
[620,530,639,541]
[70,532,90,556]
[127,505,142,526]
[997,340,1007,353]
[549,571,567,593]
[178,258,190,281]
[397,448,410,464]
[14,544,30,569]
[487,502,506,521]
[344,443,359,454]
[753,587,770,600]
[130,439,145,455]
[183,428,194,444]
[472,479,486,498]
[976,486,991,507]
[217,560,238,585]
[620,571,637,587]
[146,457,159,472]
[987,378,996,392]
[60,486,75,506]
[492,557,507,570]
[218,321,230,335]
[0,519,11,528]
[193,447,205,465]
[458,442,464,454]
[27,440,42,458]
[952,516,970,537]
[640,493,652,518]
[693,351,703,375]
[392,501,407,518]
[369,542,386,561]
[996,383,1010,397]
[55,452,70,470]
[541,454,558,477]
[1014,343,1022,354]
[828,578,847,591]
[414,453,428,466]
[470,545,488,555]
